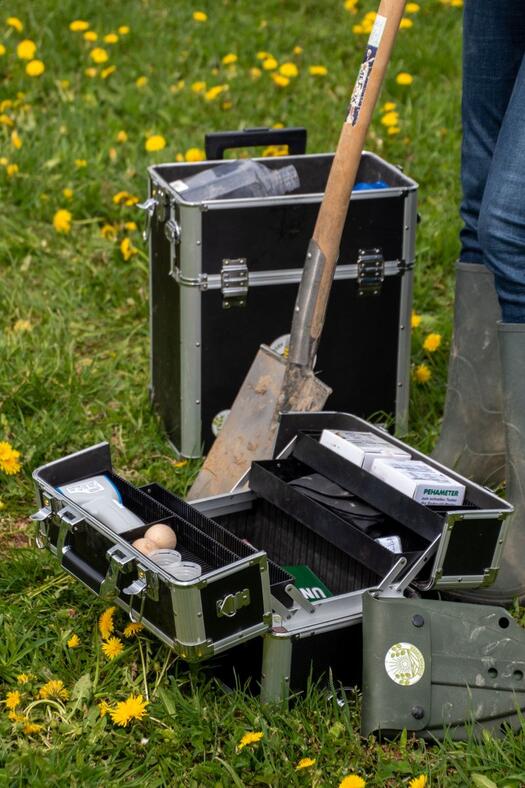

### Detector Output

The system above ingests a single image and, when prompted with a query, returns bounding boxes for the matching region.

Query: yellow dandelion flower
[0,442,22,475]
[5,691,21,710]
[135,75,148,88]
[381,111,399,127]
[83,30,97,41]
[124,221,137,231]
[38,679,69,701]
[396,72,413,86]
[116,130,128,143]
[345,0,359,12]
[191,81,206,93]
[222,53,237,65]
[382,101,396,112]
[256,51,270,60]
[364,11,377,21]
[192,11,208,22]
[249,67,262,80]
[400,18,413,29]
[101,65,116,79]
[411,311,422,328]
[104,33,119,44]
[118,25,130,35]
[110,694,149,727]
[98,700,112,717]
[75,158,87,168]
[26,60,45,77]
[8,711,26,722]
[174,459,188,468]
[262,57,278,71]
[120,237,138,261]
[237,731,264,751]
[339,776,366,788]
[23,722,43,735]
[414,363,431,384]
[222,100,232,111]
[13,319,32,332]
[69,20,89,32]
[6,163,18,177]
[279,62,298,78]
[98,605,116,639]
[406,2,420,11]
[293,45,303,54]
[53,209,72,234]
[6,17,24,32]
[262,145,288,156]
[67,634,80,648]
[62,187,73,200]
[185,147,205,162]
[0,500,5,510]
[409,777,428,788]
[10,130,22,149]
[145,134,166,152]
[123,622,144,638]
[85,67,97,78]
[309,65,328,76]
[451,0,463,6]
[353,24,364,34]
[423,332,442,352]
[0,45,5,56]
[100,223,117,240]
[90,47,108,64]
[205,84,227,101]
[388,126,401,136]
[101,636,124,659]
[16,40,36,60]
[296,757,316,770]
[272,73,289,87]
[16,674,31,685]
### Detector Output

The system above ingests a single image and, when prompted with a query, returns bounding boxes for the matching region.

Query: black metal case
[145,127,418,457]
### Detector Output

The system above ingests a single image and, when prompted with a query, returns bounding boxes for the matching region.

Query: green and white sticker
[384,642,425,686]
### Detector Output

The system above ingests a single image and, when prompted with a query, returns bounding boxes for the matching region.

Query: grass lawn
[1,0,524,785]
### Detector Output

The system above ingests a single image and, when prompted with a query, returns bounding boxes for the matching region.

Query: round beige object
[145,523,177,550]
[132,537,157,555]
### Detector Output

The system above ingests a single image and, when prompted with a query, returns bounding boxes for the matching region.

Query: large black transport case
[144,127,418,457]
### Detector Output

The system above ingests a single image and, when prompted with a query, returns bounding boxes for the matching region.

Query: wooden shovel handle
[294,0,407,362]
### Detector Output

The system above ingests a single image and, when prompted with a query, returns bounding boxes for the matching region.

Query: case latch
[56,507,85,557]
[216,588,251,618]
[30,505,53,549]
[123,564,159,623]
[221,258,248,308]
[357,248,385,296]
[100,544,135,600]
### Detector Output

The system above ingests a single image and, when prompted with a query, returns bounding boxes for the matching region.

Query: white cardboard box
[320,429,410,472]
[370,458,465,507]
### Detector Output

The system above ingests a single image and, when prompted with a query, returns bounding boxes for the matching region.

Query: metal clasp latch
[216,588,251,618]
[100,544,135,600]
[56,507,85,557]
[221,258,248,308]
[357,248,385,296]
[137,196,158,242]
[123,564,159,623]
[164,218,181,245]
[30,505,53,549]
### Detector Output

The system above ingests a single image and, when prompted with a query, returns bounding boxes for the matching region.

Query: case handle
[204,127,307,160]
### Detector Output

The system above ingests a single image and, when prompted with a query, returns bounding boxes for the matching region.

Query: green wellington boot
[433,261,505,487]
[459,323,525,605]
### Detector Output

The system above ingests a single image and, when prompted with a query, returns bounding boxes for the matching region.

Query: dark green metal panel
[361,592,525,740]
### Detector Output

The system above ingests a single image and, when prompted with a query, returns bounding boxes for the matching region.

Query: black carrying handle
[205,127,307,160]
[62,549,105,594]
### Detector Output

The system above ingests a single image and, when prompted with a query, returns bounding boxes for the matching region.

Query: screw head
[412,614,424,628]
[411,705,425,720]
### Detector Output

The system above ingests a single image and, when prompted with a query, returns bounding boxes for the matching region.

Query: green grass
[1,0,521,784]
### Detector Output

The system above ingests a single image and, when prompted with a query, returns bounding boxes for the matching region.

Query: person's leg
[433,0,525,485]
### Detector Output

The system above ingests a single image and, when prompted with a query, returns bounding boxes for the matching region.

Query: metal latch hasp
[357,248,385,296]
[221,258,248,308]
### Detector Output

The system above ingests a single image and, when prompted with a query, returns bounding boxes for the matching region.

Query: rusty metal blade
[187,345,331,501]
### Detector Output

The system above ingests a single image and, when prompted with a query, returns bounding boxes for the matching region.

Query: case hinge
[221,258,248,308]
[357,248,385,296]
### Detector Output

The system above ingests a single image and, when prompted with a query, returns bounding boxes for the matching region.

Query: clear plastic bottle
[169,159,300,202]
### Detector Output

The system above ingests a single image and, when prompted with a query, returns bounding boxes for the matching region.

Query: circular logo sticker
[211,409,230,437]
[270,333,290,358]
[384,642,425,686]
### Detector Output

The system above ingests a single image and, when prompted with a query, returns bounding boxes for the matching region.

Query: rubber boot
[456,323,525,605]
[433,261,505,487]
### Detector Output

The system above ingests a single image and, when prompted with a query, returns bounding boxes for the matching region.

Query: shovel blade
[187,345,331,501]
